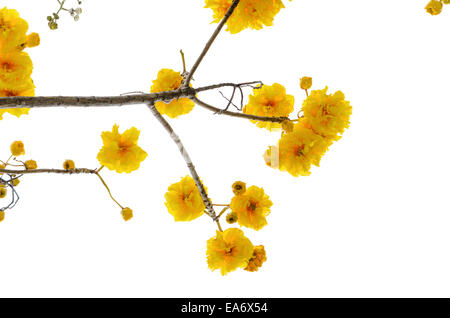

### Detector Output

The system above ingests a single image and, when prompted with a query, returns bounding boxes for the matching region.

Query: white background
[0,0,449,297]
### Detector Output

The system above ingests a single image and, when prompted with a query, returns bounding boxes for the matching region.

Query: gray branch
[148,102,217,220]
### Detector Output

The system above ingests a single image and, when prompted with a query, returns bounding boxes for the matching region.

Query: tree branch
[0,168,97,175]
[183,0,241,86]
[147,102,217,220]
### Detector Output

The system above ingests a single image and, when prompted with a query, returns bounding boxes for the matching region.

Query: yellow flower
[25,32,40,48]
[121,207,133,221]
[0,52,33,86]
[230,185,272,231]
[150,68,195,118]
[232,181,246,195]
[164,176,205,221]
[63,159,75,170]
[205,0,288,34]
[25,159,37,170]
[0,210,4,222]
[206,228,254,275]
[300,76,312,90]
[425,0,443,15]
[277,121,331,177]
[97,124,148,173]
[244,245,267,272]
[243,83,294,131]
[302,87,352,141]
[0,8,29,53]
[10,140,24,156]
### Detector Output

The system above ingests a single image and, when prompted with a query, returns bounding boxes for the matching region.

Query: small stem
[216,220,223,232]
[0,168,97,175]
[95,172,124,210]
[180,50,187,74]
[183,0,241,86]
[217,206,229,219]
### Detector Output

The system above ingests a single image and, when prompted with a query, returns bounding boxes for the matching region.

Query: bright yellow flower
[230,185,272,231]
[243,83,294,131]
[244,245,267,272]
[0,8,28,53]
[25,159,37,170]
[206,228,254,275]
[121,207,133,221]
[277,122,331,177]
[164,176,205,221]
[10,140,25,156]
[302,87,352,141]
[425,1,443,15]
[97,124,148,173]
[0,52,33,86]
[0,210,5,222]
[205,0,288,34]
[63,159,75,170]
[150,68,195,118]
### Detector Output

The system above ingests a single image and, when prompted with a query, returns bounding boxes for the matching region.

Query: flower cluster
[205,0,291,34]
[256,79,352,177]
[0,7,39,120]
[425,0,450,15]
[150,68,195,118]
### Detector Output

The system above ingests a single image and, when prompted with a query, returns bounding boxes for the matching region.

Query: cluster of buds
[47,0,83,30]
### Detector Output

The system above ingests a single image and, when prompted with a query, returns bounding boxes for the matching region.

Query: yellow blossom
[25,32,40,48]
[0,210,4,222]
[425,0,443,15]
[243,83,294,131]
[277,121,331,177]
[206,228,254,275]
[302,87,352,141]
[230,185,272,231]
[205,0,288,34]
[0,52,33,86]
[300,76,312,90]
[232,181,246,195]
[0,163,4,175]
[97,124,148,173]
[25,159,37,170]
[164,176,205,221]
[121,207,133,221]
[0,77,33,120]
[10,140,24,156]
[150,68,195,118]
[63,159,75,170]
[244,245,267,272]
[0,8,28,53]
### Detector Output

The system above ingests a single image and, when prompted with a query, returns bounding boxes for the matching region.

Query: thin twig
[183,0,241,86]
[191,96,289,123]
[147,102,217,220]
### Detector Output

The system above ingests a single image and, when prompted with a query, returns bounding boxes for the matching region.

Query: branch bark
[147,102,217,220]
